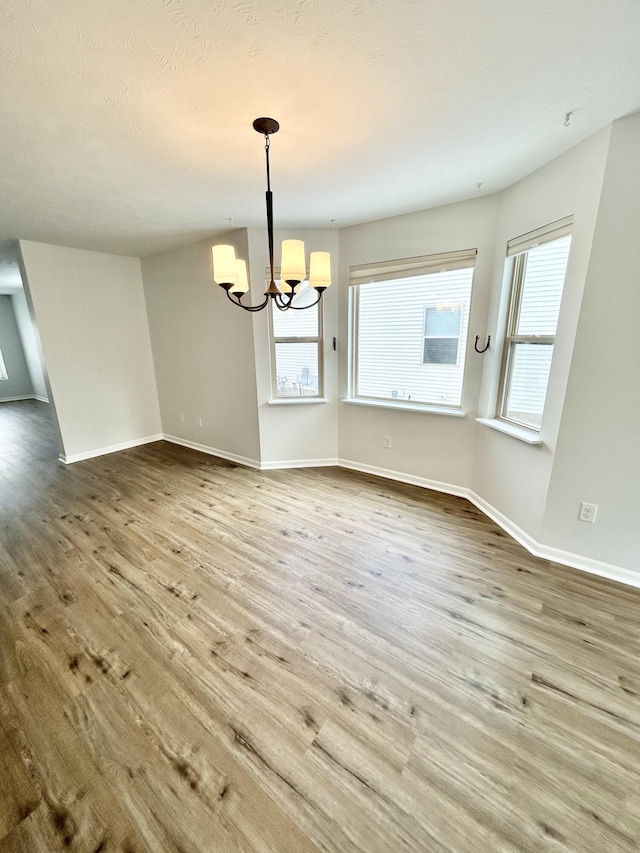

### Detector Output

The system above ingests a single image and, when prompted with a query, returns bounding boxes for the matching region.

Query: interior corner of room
[8,114,638,587]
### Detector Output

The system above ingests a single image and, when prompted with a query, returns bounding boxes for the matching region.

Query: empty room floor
[1,400,639,852]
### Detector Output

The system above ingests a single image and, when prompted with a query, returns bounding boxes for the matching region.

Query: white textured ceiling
[0,0,639,259]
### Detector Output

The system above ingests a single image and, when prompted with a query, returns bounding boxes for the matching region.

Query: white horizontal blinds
[506,216,573,257]
[516,235,571,336]
[356,267,474,407]
[350,249,477,285]
[503,343,554,429]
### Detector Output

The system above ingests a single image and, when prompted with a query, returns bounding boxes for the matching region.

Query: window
[0,347,7,381]
[423,305,463,365]
[498,217,572,431]
[270,281,322,398]
[349,249,476,409]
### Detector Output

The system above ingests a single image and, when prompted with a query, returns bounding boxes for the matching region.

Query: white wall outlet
[579,502,598,523]
[179,412,184,423]
[198,416,203,428]
[384,435,392,449]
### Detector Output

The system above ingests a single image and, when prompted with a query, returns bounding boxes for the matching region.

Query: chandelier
[212,118,332,312]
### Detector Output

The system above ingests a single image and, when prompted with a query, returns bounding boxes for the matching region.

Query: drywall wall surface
[0,295,33,399]
[141,231,261,463]
[338,195,499,488]
[246,226,340,465]
[471,127,611,539]
[541,112,640,571]
[11,289,47,399]
[19,241,161,458]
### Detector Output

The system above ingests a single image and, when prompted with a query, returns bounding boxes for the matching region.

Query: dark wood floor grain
[1,399,639,852]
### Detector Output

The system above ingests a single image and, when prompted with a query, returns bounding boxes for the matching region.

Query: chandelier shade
[212,118,331,312]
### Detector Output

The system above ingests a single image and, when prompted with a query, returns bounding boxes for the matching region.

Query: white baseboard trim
[338,458,639,590]
[468,492,640,589]
[0,394,49,403]
[260,457,340,470]
[338,458,471,499]
[59,434,164,465]
[55,435,639,590]
[162,434,262,470]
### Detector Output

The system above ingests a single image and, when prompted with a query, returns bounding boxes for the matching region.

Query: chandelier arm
[277,288,304,311]
[273,291,293,311]
[289,291,323,310]
[226,289,270,313]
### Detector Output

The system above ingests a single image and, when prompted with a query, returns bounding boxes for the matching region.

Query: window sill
[267,397,329,406]
[342,398,465,417]
[476,417,543,445]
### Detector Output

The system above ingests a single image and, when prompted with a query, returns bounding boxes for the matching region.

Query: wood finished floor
[0,400,639,853]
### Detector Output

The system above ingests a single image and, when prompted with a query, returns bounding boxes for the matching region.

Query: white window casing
[269,280,323,399]
[349,249,477,410]
[498,218,573,432]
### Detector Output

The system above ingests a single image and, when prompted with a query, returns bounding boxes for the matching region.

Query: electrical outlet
[179,412,184,423]
[579,502,598,523]
[198,416,203,428]
[384,435,392,449]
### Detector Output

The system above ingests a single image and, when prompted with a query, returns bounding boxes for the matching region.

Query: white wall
[246,226,340,465]
[471,128,611,539]
[141,231,261,465]
[19,241,161,460]
[541,112,640,571]
[11,288,48,399]
[338,195,499,489]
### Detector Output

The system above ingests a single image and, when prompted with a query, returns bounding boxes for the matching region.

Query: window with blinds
[269,281,322,398]
[349,251,476,409]
[498,218,572,430]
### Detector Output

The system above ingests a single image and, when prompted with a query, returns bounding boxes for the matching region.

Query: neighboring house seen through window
[423,305,463,365]
[349,249,476,409]
[498,217,572,431]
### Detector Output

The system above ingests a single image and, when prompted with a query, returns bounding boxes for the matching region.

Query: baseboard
[0,394,49,403]
[55,434,639,590]
[338,458,639,590]
[162,434,262,470]
[338,458,471,499]
[59,434,164,464]
[468,492,640,589]
[260,457,340,470]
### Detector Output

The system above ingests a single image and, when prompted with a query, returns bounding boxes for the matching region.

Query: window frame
[0,347,7,381]
[348,249,477,412]
[268,277,324,400]
[497,220,572,432]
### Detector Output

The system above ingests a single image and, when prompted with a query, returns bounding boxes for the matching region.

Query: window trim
[348,249,477,411]
[268,277,324,400]
[0,348,7,381]
[497,220,572,432]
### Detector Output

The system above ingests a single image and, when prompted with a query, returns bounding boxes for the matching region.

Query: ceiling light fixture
[212,118,332,312]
